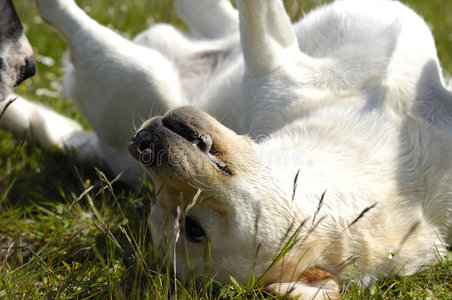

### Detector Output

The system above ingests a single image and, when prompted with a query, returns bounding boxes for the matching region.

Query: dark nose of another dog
[15,55,37,86]
[129,130,153,164]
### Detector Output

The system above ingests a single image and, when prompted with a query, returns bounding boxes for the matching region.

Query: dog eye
[184,217,206,243]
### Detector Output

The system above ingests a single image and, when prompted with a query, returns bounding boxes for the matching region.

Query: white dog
[2,0,452,298]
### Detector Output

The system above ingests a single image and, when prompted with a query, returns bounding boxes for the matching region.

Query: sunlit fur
[1,0,451,298]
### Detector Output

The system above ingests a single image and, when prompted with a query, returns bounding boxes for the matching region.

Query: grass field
[1,0,451,299]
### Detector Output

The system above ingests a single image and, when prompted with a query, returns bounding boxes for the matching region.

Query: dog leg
[265,267,340,300]
[35,0,182,148]
[0,94,143,186]
[174,0,238,38]
[237,0,301,78]
[34,0,184,185]
[0,94,101,163]
[236,0,314,135]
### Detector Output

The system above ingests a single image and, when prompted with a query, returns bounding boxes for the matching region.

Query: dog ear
[265,267,340,300]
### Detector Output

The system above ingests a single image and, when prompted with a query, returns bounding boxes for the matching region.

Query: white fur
[1,0,451,298]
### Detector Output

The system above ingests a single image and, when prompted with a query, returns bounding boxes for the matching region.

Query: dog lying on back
[0,0,36,102]
[2,0,452,298]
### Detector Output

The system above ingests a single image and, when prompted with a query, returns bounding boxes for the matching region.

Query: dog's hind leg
[174,0,238,38]
[236,0,316,135]
[237,0,301,78]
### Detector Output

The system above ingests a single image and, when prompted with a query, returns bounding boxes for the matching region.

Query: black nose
[15,55,36,86]
[129,129,153,163]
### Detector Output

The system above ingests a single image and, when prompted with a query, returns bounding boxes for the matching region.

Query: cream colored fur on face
[1,0,452,299]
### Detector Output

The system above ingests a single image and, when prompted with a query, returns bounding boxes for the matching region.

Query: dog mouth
[128,107,232,176]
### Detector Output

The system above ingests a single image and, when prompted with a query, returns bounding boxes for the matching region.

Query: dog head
[0,0,36,101]
[129,106,339,298]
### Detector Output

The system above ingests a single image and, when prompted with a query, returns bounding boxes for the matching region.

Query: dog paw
[265,267,340,300]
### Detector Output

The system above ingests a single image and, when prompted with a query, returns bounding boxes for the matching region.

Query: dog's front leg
[34,0,183,185]
[0,94,101,163]
[174,0,238,38]
[35,0,182,153]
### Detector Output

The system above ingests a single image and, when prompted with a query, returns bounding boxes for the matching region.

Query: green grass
[1,0,451,299]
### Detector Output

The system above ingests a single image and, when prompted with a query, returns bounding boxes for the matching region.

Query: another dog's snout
[15,55,37,86]
[129,129,153,163]
[24,55,37,79]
